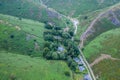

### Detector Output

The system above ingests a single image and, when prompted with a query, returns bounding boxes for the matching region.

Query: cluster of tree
[43,22,80,71]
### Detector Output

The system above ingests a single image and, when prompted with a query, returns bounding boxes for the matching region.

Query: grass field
[0,14,45,56]
[42,0,120,17]
[0,14,83,80]
[0,51,73,80]
[0,0,68,27]
[83,28,120,80]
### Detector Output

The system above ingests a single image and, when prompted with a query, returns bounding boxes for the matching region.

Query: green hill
[42,0,120,17]
[0,14,83,80]
[83,28,120,80]
[0,51,73,80]
[0,0,70,27]
[0,14,45,56]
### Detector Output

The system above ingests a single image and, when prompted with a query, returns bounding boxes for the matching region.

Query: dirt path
[71,19,79,34]
[80,12,106,48]
[90,54,120,67]
[79,3,120,48]
[40,0,79,33]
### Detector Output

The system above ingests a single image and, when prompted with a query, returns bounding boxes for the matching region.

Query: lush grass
[93,60,120,80]
[84,28,120,62]
[42,0,120,17]
[0,51,73,80]
[83,28,120,80]
[75,10,103,39]
[0,14,45,56]
[85,17,119,45]
[76,6,120,45]
[0,0,67,27]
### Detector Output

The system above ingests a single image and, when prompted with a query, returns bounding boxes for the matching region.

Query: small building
[57,46,64,52]
[84,74,92,80]
[73,57,80,63]
[79,66,85,72]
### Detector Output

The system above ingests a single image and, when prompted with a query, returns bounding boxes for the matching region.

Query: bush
[52,52,59,60]
[43,47,50,57]
[70,61,77,71]
[44,35,54,42]
[59,53,66,60]
[45,24,53,29]
[64,71,71,77]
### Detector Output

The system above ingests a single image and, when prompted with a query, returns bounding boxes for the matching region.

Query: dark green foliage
[52,52,59,60]
[45,24,53,29]
[59,53,66,60]
[44,35,54,42]
[70,61,77,71]
[43,47,50,57]
[64,71,71,77]
[84,16,88,19]
[44,41,51,48]
[44,31,52,35]
[43,23,79,71]
[68,30,74,37]
[62,32,71,39]
[10,35,14,39]
[54,26,62,30]
[0,2,2,6]
[67,56,73,66]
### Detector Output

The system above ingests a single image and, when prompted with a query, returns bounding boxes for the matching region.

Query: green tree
[70,61,77,71]
[52,52,59,60]
[43,47,50,57]
[59,53,66,60]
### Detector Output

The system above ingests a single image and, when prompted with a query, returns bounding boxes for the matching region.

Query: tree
[45,23,53,29]
[59,53,66,60]
[44,41,50,48]
[43,47,50,57]
[45,52,52,59]
[64,71,71,77]
[70,61,77,71]
[62,32,71,39]
[44,35,54,42]
[52,52,59,60]
[68,30,74,37]
[67,56,73,66]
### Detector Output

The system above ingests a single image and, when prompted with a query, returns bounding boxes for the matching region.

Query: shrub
[64,71,71,77]
[52,52,59,60]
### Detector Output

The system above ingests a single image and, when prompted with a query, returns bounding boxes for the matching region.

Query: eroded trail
[71,19,79,34]
[80,12,106,48]
[90,54,120,67]
[80,3,120,48]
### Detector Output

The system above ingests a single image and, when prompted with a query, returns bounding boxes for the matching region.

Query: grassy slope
[0,14,45,56]
[0,14,83,80]
[0,0,67,27]
[42,0,120,17]
[75,4,120,44]
[83,28,120,80]
[0,51,72,80]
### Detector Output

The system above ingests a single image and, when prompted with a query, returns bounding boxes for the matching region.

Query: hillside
[0,0,120,80]
[0,51,73,80]
[83,28,120,80]
[0,0,71,28]
[0,14,45,56]
[42,0,120,17]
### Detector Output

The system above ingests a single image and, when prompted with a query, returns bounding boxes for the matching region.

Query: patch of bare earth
[15,26,21,31]
[0,20,4,23]
[90,54,120,67]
